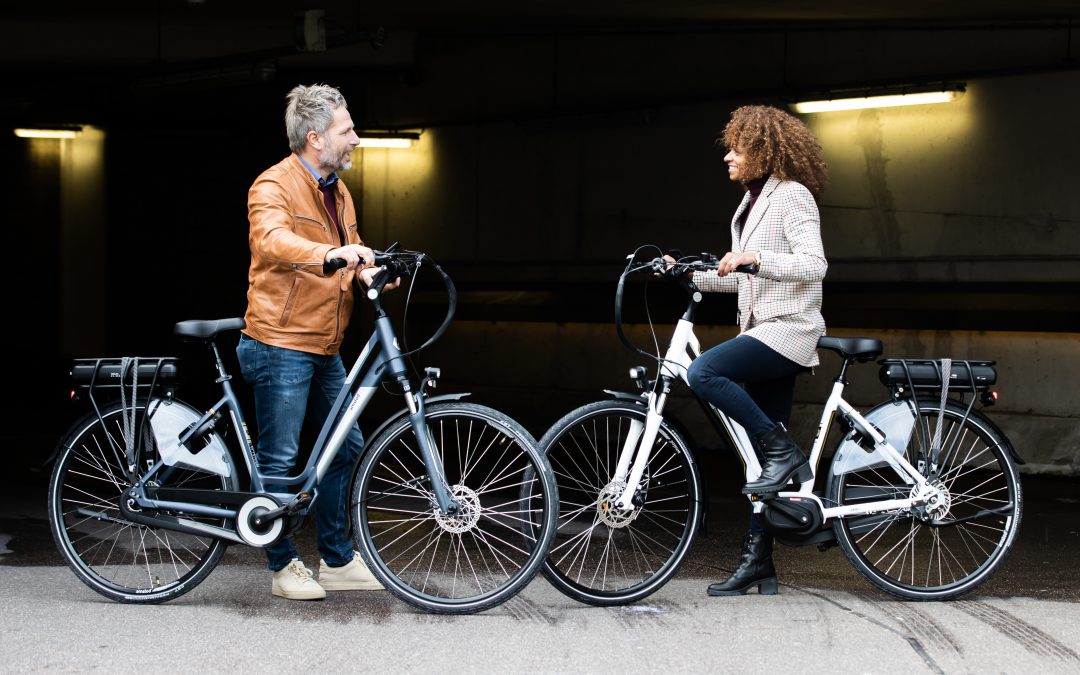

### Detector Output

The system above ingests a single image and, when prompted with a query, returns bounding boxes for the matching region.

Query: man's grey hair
[285,83,348,153]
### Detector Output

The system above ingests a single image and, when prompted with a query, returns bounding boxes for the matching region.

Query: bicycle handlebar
[613,250,756,364]
[323,252,397,275]
[322,257,349,274]
[325,246,458,358]
[636,256,758,278]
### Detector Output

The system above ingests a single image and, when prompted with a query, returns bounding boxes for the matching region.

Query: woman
[681,104,828,597]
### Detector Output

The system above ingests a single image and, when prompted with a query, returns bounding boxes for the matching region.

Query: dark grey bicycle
[48,247,558,613]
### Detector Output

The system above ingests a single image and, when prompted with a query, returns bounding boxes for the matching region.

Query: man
[236,83,384,600]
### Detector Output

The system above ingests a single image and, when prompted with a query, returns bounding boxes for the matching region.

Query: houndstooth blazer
[691,175,827,367]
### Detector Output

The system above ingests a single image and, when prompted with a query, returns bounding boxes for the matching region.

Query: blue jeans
[236,334,363,572]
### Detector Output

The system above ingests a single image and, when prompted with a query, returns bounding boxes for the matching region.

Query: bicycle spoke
[833,403,1021,599]
[540,405,700,603]
[355,403,555,612]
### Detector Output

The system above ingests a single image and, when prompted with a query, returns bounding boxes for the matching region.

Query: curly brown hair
[718,105,828,198]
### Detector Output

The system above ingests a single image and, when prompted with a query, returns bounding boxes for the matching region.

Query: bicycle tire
[538,400,703,606]
[350,402,557,614]
[48,400,237,604]
[828,399,1023,600]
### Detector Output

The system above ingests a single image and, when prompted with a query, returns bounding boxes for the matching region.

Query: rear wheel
[48,400,237,603]
[539,400,702,606]
[351,402,557,614]
[828,400,1022,600]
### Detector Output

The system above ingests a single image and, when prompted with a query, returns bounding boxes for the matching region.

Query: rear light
[981,390,998,406]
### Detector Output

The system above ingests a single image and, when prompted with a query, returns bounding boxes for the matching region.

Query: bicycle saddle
[174,318,246,340]
[817,336,883,362]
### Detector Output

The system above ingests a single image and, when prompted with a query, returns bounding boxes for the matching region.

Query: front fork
[375,308,459,516]
[610,321,698,511]
[613,387,669,511]
[404,383,460,516]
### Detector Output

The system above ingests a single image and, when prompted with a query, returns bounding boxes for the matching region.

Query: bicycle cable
[357,248,456,397]
[614,245,721,378]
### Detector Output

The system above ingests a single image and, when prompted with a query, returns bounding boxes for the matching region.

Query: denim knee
[686,358,709,395]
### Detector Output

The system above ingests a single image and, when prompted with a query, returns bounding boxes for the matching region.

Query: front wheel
[538,400,703,606]
[48,399,237,603]
[828,399,1023,600]
[350,402,557,614]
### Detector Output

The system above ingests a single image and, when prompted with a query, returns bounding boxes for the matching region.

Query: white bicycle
[538,249,1023,604]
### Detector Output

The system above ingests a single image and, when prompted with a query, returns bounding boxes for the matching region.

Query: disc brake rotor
[596,480,641,528]
[434,485,482,534]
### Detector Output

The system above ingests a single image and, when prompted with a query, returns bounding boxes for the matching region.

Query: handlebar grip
[735,263,759,275]
[323,256,371,275]
[323,258,347,274]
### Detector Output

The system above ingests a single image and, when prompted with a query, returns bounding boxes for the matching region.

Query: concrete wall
[337,24,1080,474]
[422,322,1080,477]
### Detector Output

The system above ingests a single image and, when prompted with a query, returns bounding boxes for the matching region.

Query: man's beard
[318,145,352,174]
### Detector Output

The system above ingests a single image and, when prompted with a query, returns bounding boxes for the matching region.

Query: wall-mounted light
[14,125,83,139]
[791,84,965,114]
[357,131,420,148]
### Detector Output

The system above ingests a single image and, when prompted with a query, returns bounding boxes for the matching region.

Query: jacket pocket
[293,214,327,239]
[278,277,300,327]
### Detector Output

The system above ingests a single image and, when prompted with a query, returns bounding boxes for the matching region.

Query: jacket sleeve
[757,183,827,283]
[247,175,335,270]
[691,269,738,293]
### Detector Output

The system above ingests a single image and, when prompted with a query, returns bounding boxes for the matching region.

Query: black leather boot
[741,424,813,495]
[707,532,778,596]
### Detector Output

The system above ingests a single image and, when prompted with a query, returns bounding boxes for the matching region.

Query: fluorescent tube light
[791,86,964,114]
[357,131,420,148]
[14,127,82,139]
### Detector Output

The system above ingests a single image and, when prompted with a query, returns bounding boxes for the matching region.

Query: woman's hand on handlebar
[717,251,758,277]
[325,244,375,271]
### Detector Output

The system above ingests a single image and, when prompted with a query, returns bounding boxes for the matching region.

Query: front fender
[601,389,648,405]
[364,392,472,445]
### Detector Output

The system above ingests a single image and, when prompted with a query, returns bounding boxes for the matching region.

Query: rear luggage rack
[71,357,181,398]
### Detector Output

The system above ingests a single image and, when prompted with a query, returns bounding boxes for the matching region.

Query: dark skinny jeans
[686,335,808,534]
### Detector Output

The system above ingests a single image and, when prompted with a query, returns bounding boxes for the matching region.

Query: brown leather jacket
[241,154,363,355]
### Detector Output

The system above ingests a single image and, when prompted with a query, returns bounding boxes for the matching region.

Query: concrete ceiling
[2,1,1077,125]
[3,1,1079,69]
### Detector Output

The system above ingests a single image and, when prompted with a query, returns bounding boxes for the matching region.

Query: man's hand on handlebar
[325,244,375,271]
[359,266,402,292]
[655,254,690,279]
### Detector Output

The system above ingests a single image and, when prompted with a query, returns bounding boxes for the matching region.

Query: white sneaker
[319,551,385,591]
[271,559,326,600]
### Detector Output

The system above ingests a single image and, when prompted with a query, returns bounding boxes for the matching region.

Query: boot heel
[758,577,779,595]
[794,463,814,484]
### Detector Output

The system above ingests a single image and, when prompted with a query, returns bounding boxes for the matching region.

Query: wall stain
[855,109,902,256]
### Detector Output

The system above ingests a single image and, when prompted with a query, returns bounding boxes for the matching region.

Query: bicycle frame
[611,278,939,523]
[121,270,459,545]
